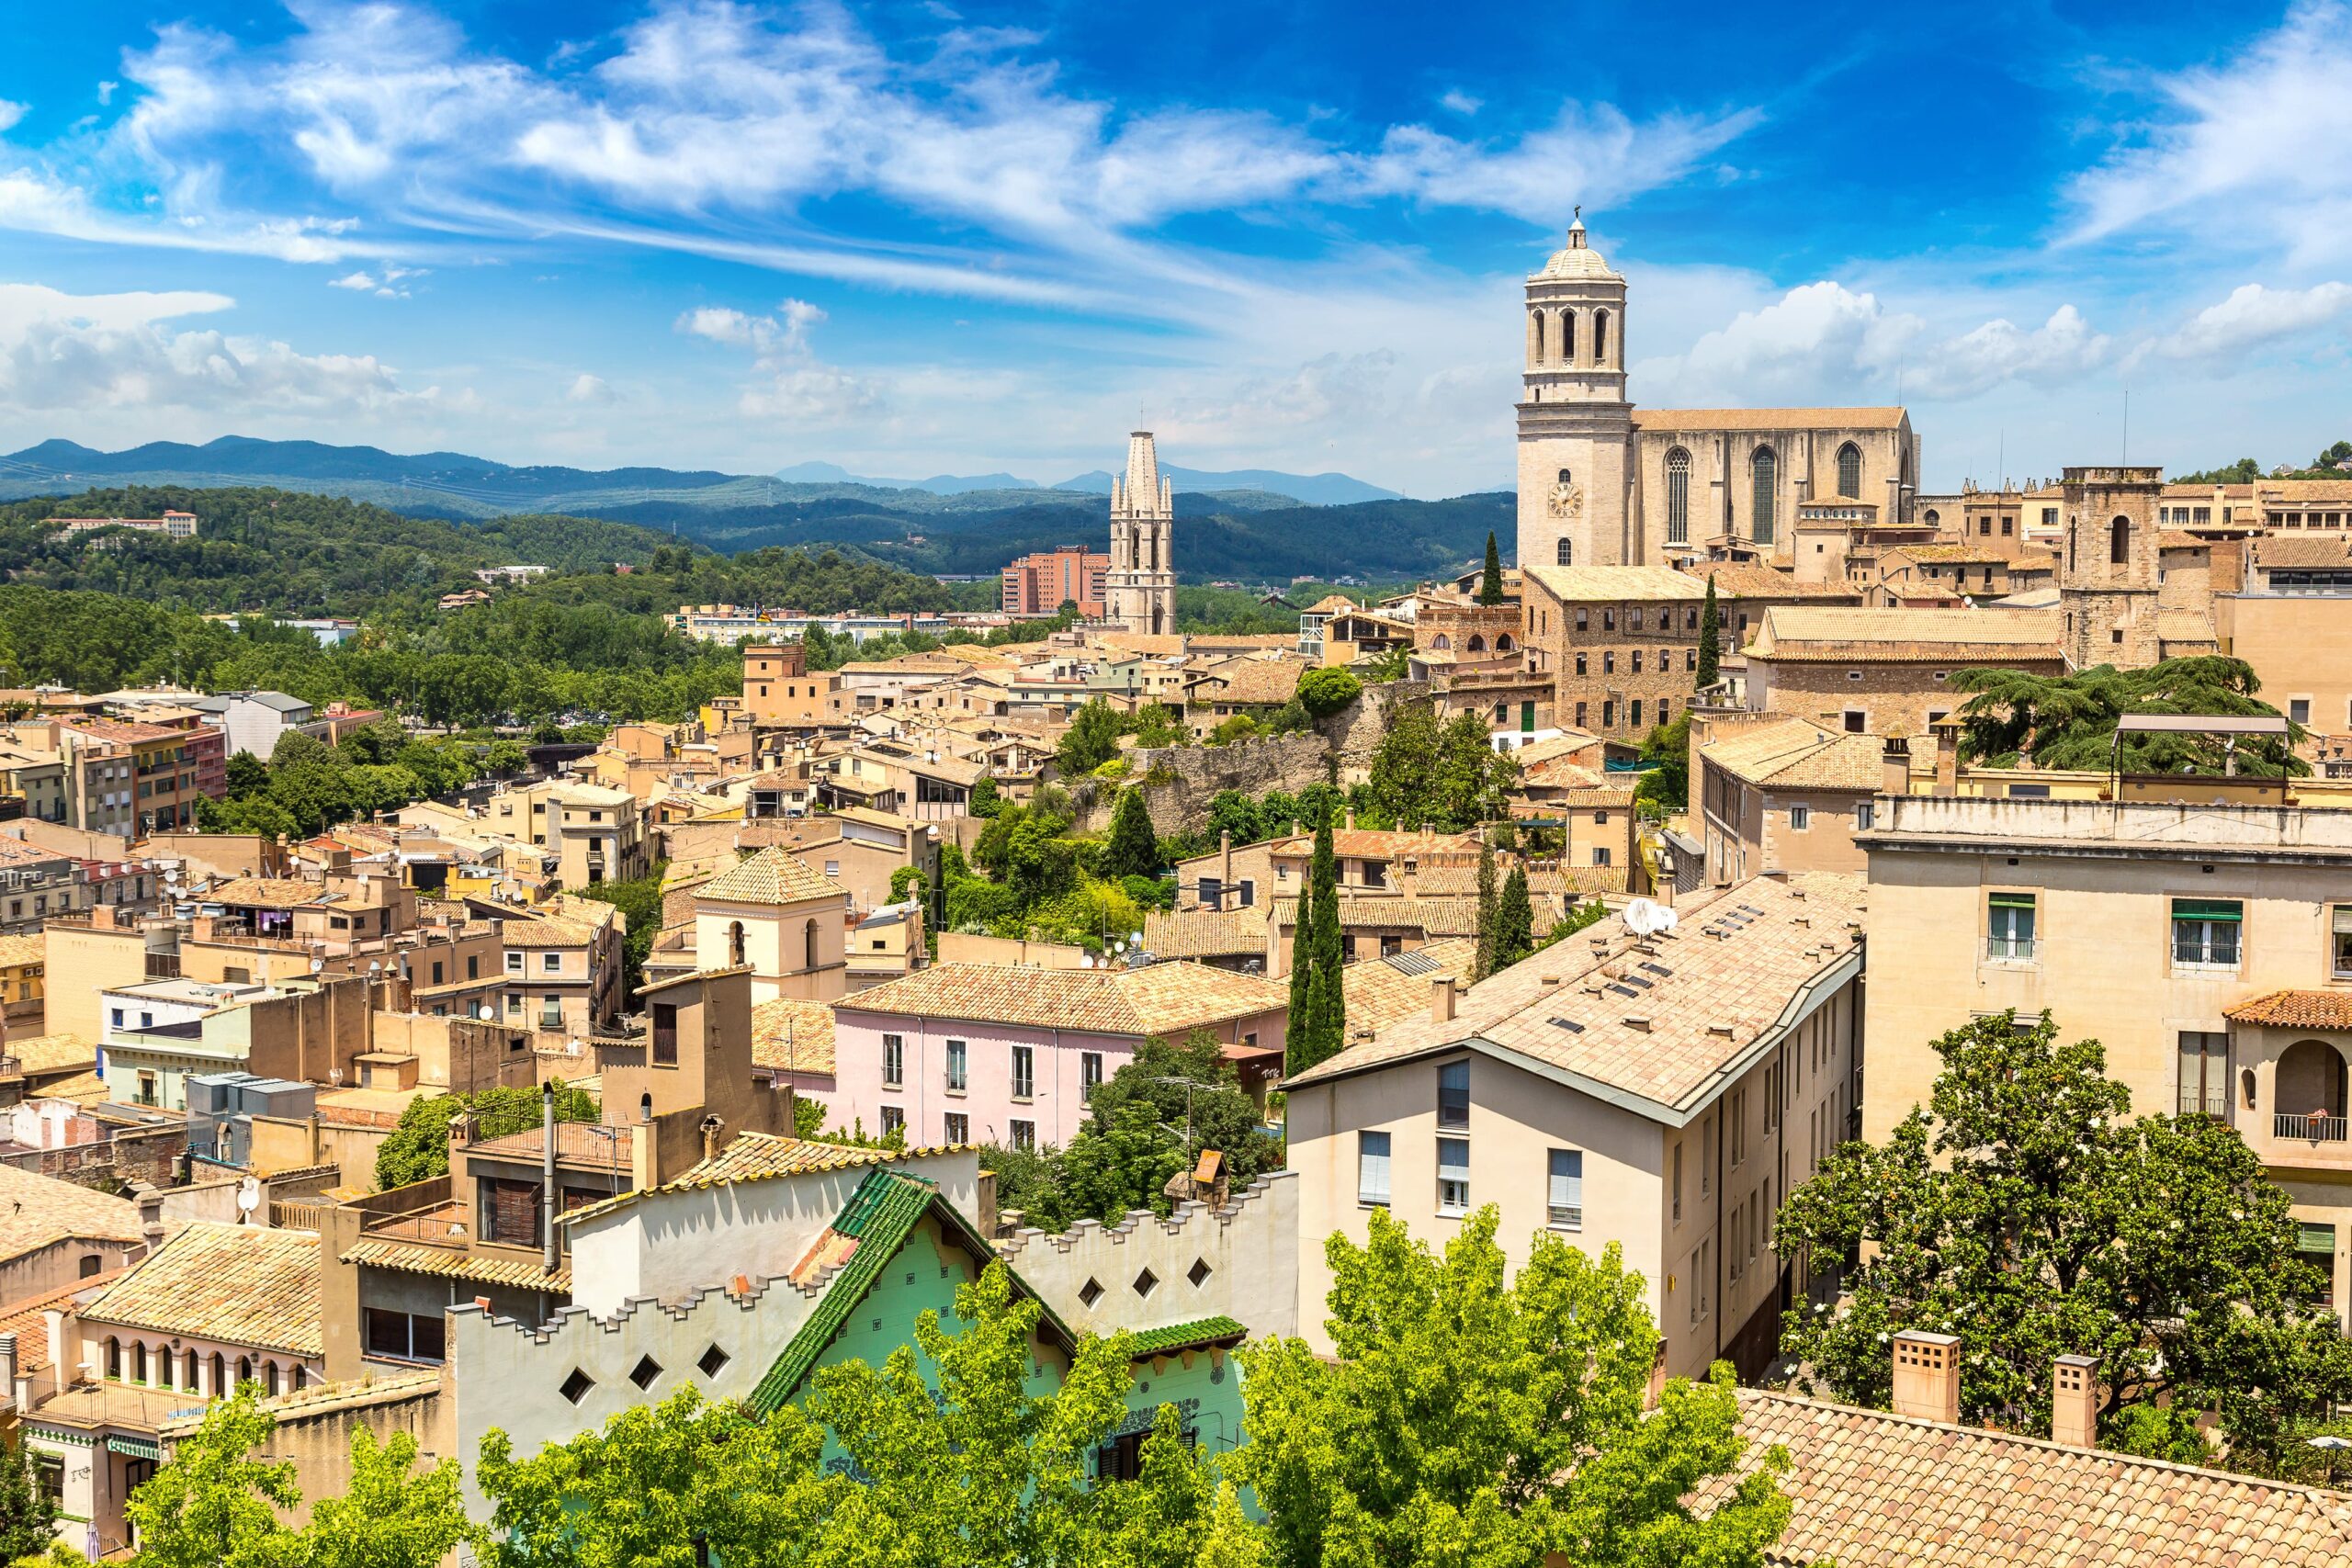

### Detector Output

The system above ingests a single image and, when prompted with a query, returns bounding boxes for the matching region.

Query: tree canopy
[1773,1010,2352,1471]
[376,1082,599,1189]
[1950,657,2306,775]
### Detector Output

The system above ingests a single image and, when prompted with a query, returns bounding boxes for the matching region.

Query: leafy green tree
[1232,1207,1793,1568]
[484,738,529,775]
[1283,807,1346,1077]
[1473,837,1499,983]
[276,1427,474,1568]
[1205,715,1262,746]
[1492,864,1535,971]
[223,750,270,801]
[479,1388,838,1568]
[1477,531,1505,605]
[1059,699,1129,776]
[1285,844,1317,1074]
[1774,1010,2352,1468]
[2177,457,2263,485]
[1037,1032,1284,1232]
[803,1264,1139,1567]
[1431,710,1513,829]
[1363,643,1411,682]
[1951,657,2305,775]
[573,862,668,1002]
[1295,668,1362,718]
[0,1435,59,1562]
[1100,788,1163,883]
[376,1083,598,1189]
[121,1389,297,1568]
[1696,575,1721,689]
[1538,898,1610,950]
[1363,697,1441,828]
[968,774,1003,818]
[1635,711,1691,813]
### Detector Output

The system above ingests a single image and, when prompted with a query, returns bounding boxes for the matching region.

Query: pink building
[828,962,1289,1150]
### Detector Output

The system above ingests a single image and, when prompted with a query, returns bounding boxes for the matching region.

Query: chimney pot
[1430,975,1457,1024]
[2051,1353,2099,1448]
[1891,1330,1962,1425]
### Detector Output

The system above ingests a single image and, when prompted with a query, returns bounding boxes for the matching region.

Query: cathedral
[1515,220,1920,572]
[1105,430,1177,636]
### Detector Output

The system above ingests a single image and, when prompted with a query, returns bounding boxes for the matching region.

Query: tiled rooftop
[0,1162,141,1261]
[1522,564,1713,603]
[205,876,337,909]
[81,1221,322,1356]
[1724,1388,2352,1566]
[1746,606,2063,661]
[842,960,1287,1038]
[1143,907,1270,961]
[751,997,837,1074]
[1340,938,1480,1037]
[1703,719,1887,791]
[1633,406,1907,431]
[695,846,846,907]
[1288,874,1864,1117]
[340,1238,571,1293]
[2225,989,2352,1030]
[563,1133,966,1226]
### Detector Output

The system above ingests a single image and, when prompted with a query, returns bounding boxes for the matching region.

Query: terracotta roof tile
[751,998,837,1075]
[842,961,1286,1038]
[1690,564,1866,600]
[1632,406,1908,431]
[205,876,336,909]
[1142,906,1269,961]
[1723,1389,2352,1566]
[0,1272,122,1373]
[1272,893,1572,940]
[6,1032,96,1077]
[1340,939,1480,1035]
[0,1163,141,1262]
[1288,874,1864,1115]
[82,1221,321,1356]
[1523,565,1713,603]
[1747,606,2063,662]
[696,846,846,907]
[2225,989,2352,1029]
[1702,719,1887,791]
[340,1238,570,1292]
[561,1133,968,1226]
[2252,535,2352,570]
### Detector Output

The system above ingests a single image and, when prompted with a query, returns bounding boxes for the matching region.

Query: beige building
[2214,534,2352,739]
[690,846,850,1003]
[1741,607,2065,735]
[1520,564,1709,740]
[1284,873,1865,1382]
[1858,791,2352,1320]
[1511,220,1917,574]
[1692,715,1891,885]
[489,784,648,889]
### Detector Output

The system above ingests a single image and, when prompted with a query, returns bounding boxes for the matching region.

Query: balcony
[2275,1111,2349,1145]
[1984,936,2037,962]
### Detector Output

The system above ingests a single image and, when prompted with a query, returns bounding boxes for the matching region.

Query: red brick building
[1001,547,1109,618]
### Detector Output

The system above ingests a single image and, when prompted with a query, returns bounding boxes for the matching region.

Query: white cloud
[328,271,377,290]
[0,101,25,134]
[564,372,615,405]
[676,297,884,424]
[2068,2,2352,264]
[96,82,117,107]
[0,282,447,426]
[1439,90,1481,117]
[2157,281,2352,359]
[1362,103,1764,225]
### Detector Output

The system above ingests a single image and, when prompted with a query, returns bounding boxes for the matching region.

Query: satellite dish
[1622,898,1678,938]
[235,1177,261,1217]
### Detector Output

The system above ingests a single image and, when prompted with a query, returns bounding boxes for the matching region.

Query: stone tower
[1105,431,1176,636]
[2058,465,2164,670]
[1517,217,1635,571]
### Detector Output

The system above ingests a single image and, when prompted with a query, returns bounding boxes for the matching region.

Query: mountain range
[772,457,1401,505]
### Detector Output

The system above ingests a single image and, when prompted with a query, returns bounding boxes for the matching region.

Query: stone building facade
[1105,432,1176,637]
[2058,466,2165,670]
[1518,565,1709,740]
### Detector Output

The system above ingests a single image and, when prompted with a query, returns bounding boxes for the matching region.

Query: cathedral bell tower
[1105,431,1176,637]
[2058,465,2164,670]
[1516,215,1635,570]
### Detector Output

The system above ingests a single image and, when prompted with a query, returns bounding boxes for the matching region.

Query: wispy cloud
[676,297,886,424]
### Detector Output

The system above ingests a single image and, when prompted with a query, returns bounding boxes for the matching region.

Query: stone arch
[1665,446,1691,544]
[2278,1037,2348,1122]
[2109,515,2132,566]
[1465,634,1487,652]
[804,918,820,972]
[1592,307,1611,366]
[1496,632,1515,652]
[1430,634,1453,651]
[1556,308,1577,365]
[1836,441,1863,499]
[727,920,746,967]
[1750,445,1779,546]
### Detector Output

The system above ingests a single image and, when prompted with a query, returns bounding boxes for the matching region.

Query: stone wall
[0,1122,186,1187]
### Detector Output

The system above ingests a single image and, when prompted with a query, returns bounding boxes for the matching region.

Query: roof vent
[1707,1022,1736,1039]
[1624,1015,1651,1032]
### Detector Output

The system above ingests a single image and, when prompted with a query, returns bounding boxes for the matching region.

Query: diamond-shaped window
[559,1368,594,1404]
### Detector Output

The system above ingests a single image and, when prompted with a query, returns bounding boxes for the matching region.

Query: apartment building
[486,897,626,1036]
[2213,534,2352,737]
[1857,789,2352,1320]
[1284,872,1865,1382]
[53,718,221,834]
[1740,607,2065,735]
[490,783,647,888]
[1519,564,1708,740]
[0,837,84,933]
[1000,546,1109,617]
[741,642,849,728]
[1690,714,1891,884]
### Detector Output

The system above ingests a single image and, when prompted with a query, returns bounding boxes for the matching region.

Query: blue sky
[0,0,2346,496]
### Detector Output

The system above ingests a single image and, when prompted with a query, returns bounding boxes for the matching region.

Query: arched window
[1836,442,1862,499]
[1526,310,1544,363]
[265,1360,280,1397]
[184,1348,198,1391]
[1751,446,1779,546]
[639,1091,654,1122]
[1665,447,1691,544]
[1557,467,1573,485]
[1557,309,1576,365]
[1592,308,1611,366]
[804,919,820,972]
[1555,538,1572,567]
[1496,633,1515,652]
[237,1355,253,1388]
[2278,1038,2348,1126]
[2109,516,2132,565]
[105,1337,119,1380]
[1465,635,1486,653]
[134,1342,148,1384]
[1430,634,1452,650]
[1923,508,1939,525]
[726,920,745,967]
[210,1353,226,1397]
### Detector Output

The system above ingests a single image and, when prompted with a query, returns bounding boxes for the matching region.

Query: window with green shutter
[1986,891,2037,959]
[2170,897,2242,966]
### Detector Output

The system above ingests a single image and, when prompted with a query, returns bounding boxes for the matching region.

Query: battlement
[2062,465,2164,488]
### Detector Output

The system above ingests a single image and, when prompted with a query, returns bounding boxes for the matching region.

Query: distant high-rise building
[1001,546,1109,618]
[1105,432,1176,637]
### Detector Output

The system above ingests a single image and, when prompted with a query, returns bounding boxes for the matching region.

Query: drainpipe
[540,1081,559,1276]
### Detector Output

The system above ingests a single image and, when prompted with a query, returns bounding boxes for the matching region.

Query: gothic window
[1555,538,1572,567]
[2109,516,2132,565]
[1430,635,1452,650]
[727,920,745,967]
[1496,633,1515,652]
[1592,309,1611,365]
[1527,310,1544,363]
[1750,446,1778,546]
[1665,447,1691,544]
[1836,442,1862,500]
[1465,635,1486,652]
[1557,309,1577,365]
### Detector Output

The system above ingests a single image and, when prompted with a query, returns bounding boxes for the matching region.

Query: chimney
[1881,736,1910,797]
[1218,830,1233,909]
[1430,975,1457,1024]
[699,1113,724,1164]
[1890,1330,1961,1425]
[1932,720,1959,797]
[2051,1354,2098,1448]
[0,1332,17,1399]
[539,1083,560,1277]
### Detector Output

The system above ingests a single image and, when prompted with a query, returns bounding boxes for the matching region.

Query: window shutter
[2171,898,2242,923]
[1988,892,2035,909]
[2298,1222,2337,1254]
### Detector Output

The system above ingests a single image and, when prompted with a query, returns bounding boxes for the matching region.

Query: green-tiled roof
[1125,1317,1248,1358]
[745,1168,1078,1416]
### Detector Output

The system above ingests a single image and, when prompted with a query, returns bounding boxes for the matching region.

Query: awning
[106,1435,160,1461]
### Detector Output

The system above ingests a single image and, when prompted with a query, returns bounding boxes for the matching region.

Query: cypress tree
[1100,787,1161,882]
[1473,838,1498,982]
[1304,805,1345,1066]
[1477,532,1504,605]
[1286,853,1317,1076]
[1697,575,1722,689]
[1493,865,1536,972]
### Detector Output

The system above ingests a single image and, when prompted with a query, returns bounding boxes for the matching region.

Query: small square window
[629,1356,662,1390]
[1187,1258,1212,1288]
[1133,1269,1159,1299]
[560,1368,594,1404]
[697,1345,729,1378]
[1080,1278,1104,1308]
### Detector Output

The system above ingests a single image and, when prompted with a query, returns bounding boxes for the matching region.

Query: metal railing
[2274,1112,2349,1144]
[1984,936,2037,961]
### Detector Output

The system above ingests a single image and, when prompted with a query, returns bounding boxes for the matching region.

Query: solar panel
[1640,962,1674,977]
[1607,983,1640,998]
[1548,1017,1585,1033]
[1386,950,1440,976]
